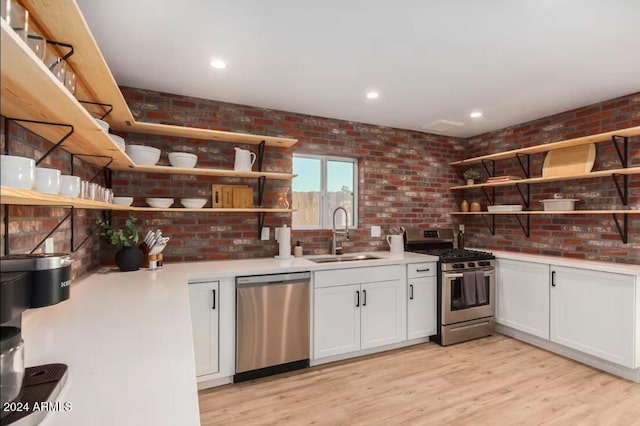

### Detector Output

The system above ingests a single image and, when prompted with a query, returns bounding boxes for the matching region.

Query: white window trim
[293,153,358,230]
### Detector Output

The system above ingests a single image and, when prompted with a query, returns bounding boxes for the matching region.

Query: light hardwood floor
[199,335,640,425]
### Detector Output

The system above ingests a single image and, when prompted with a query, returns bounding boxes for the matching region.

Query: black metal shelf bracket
[480,214,496,236]
[611,173,629,206]
[255,141,267,238]
[78,100,114,120]
[4,118,74,166]
[515,153,531,178]
[612,213,628,244]
[611,135,628,168]
[43,40,74,67]
[71,154,114,183]
[480,187,496,206]
[481,160,496,178]
[29,210,73,254]
[515,183,531,209]
[515,214,531,238]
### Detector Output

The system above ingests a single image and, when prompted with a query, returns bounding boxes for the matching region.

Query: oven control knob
[468,262,476,268]
[479,261,489,267]
[453,263,464,269]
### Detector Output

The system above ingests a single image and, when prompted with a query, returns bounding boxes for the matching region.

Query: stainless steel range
[405,227,496,346]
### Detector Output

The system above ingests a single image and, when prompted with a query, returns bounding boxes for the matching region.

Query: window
[292,154,358,229]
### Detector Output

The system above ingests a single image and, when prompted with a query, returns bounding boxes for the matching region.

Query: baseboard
[496,324,640,383]
[310,337,430,367]
[196,375,233,390]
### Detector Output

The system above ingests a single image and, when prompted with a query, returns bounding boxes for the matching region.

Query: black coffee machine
[0,254,71,426]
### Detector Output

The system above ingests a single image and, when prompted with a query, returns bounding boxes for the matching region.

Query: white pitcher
[386,234,404,254]
[234,148,257,171]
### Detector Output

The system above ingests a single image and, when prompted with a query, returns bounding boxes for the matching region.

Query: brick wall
[0,119,104,280]
[112,87,465,262]
[455,92,640,264]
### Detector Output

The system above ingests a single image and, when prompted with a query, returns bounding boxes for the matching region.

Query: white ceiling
[77,0,640,138]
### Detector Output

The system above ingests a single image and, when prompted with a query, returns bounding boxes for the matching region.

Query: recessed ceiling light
[470,111,483,118]
[210,59,227,70]
[366,91,379,100]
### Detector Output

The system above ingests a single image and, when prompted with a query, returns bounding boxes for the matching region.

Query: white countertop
[489,250,640,278]
[21,251,437,426]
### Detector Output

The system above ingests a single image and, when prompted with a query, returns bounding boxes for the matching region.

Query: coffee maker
[0,254,72,425]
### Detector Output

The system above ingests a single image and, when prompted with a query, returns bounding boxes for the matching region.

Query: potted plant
[463,169,481,185]
[97,216,144,272]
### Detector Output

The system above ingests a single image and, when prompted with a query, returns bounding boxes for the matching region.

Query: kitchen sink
[308,254,383,263]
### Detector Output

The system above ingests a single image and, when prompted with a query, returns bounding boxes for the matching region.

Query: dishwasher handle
[236,271,311,287]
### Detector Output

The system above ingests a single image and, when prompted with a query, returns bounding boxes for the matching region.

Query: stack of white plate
[487,205,523,212]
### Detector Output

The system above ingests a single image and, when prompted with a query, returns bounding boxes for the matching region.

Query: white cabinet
[407,263,437,340]
[189,281,219,377]
[496,259,550,339]
[313,284,361,358]
[360,280,406,349]
[313,265,406,359]
[550,266,636,368]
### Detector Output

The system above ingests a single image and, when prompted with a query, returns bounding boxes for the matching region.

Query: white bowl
[35,167,61,194]
[112,196,134,206]
[146,198,174,208]
[0,155,35,190]
[180,198,207,209]
[541,199,579,211]
[109,134,126,152]
[60,175,81,198]
[126,145,161,166]
[95,118,109,132]
[168,152,198,168]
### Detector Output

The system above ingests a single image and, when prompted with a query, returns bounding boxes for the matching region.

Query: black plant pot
[114,246,144,272]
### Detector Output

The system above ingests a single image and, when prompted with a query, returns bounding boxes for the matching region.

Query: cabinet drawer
[315,265,403,288]
[407,262,437,278]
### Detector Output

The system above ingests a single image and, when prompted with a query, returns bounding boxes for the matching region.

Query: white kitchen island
[20,251,436,426]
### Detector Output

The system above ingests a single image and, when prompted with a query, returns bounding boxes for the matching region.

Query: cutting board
[232,186,254,208]
[542,143,596,177]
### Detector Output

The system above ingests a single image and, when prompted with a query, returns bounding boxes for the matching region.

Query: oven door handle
[444,271,494,279]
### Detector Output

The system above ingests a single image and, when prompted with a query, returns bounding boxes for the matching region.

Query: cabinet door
[361,280,406,350]
[407,276,437,339]
[496,259,550,339]
[550,266,636,368]
[313,284,361,359]
[189,281,219,376]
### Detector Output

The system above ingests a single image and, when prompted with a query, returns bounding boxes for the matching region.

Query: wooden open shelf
[449,167,640,190]
[0,187,294,213]
[21,0,298,148]
[451,210,640,215]
[129,207,295,213]
[113,164,297,180]
[450,126,640,167]
[124,122,297,148]
[0,20,134,169]
[0,187,130,210]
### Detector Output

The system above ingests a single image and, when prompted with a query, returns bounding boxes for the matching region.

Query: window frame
[292,153,358,230]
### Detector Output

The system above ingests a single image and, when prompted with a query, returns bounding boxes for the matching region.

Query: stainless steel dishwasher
[235,271,310,382]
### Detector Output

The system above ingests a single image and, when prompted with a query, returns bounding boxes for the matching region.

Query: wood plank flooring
[198,335,640,425]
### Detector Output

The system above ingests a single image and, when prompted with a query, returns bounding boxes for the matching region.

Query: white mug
[386,234,404,254]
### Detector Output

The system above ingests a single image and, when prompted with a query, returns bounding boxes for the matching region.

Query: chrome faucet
[331,207,349,255]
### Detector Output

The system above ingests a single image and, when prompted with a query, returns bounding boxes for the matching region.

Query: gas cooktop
[415,248,495,263]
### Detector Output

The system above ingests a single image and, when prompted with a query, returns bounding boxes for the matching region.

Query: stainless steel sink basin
[308,254,382,263]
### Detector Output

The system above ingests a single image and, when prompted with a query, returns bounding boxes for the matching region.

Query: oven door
[442,268,495,325]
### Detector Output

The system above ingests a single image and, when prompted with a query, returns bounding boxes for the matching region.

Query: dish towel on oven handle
[462,271,477,305]
[475,270,487,304]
